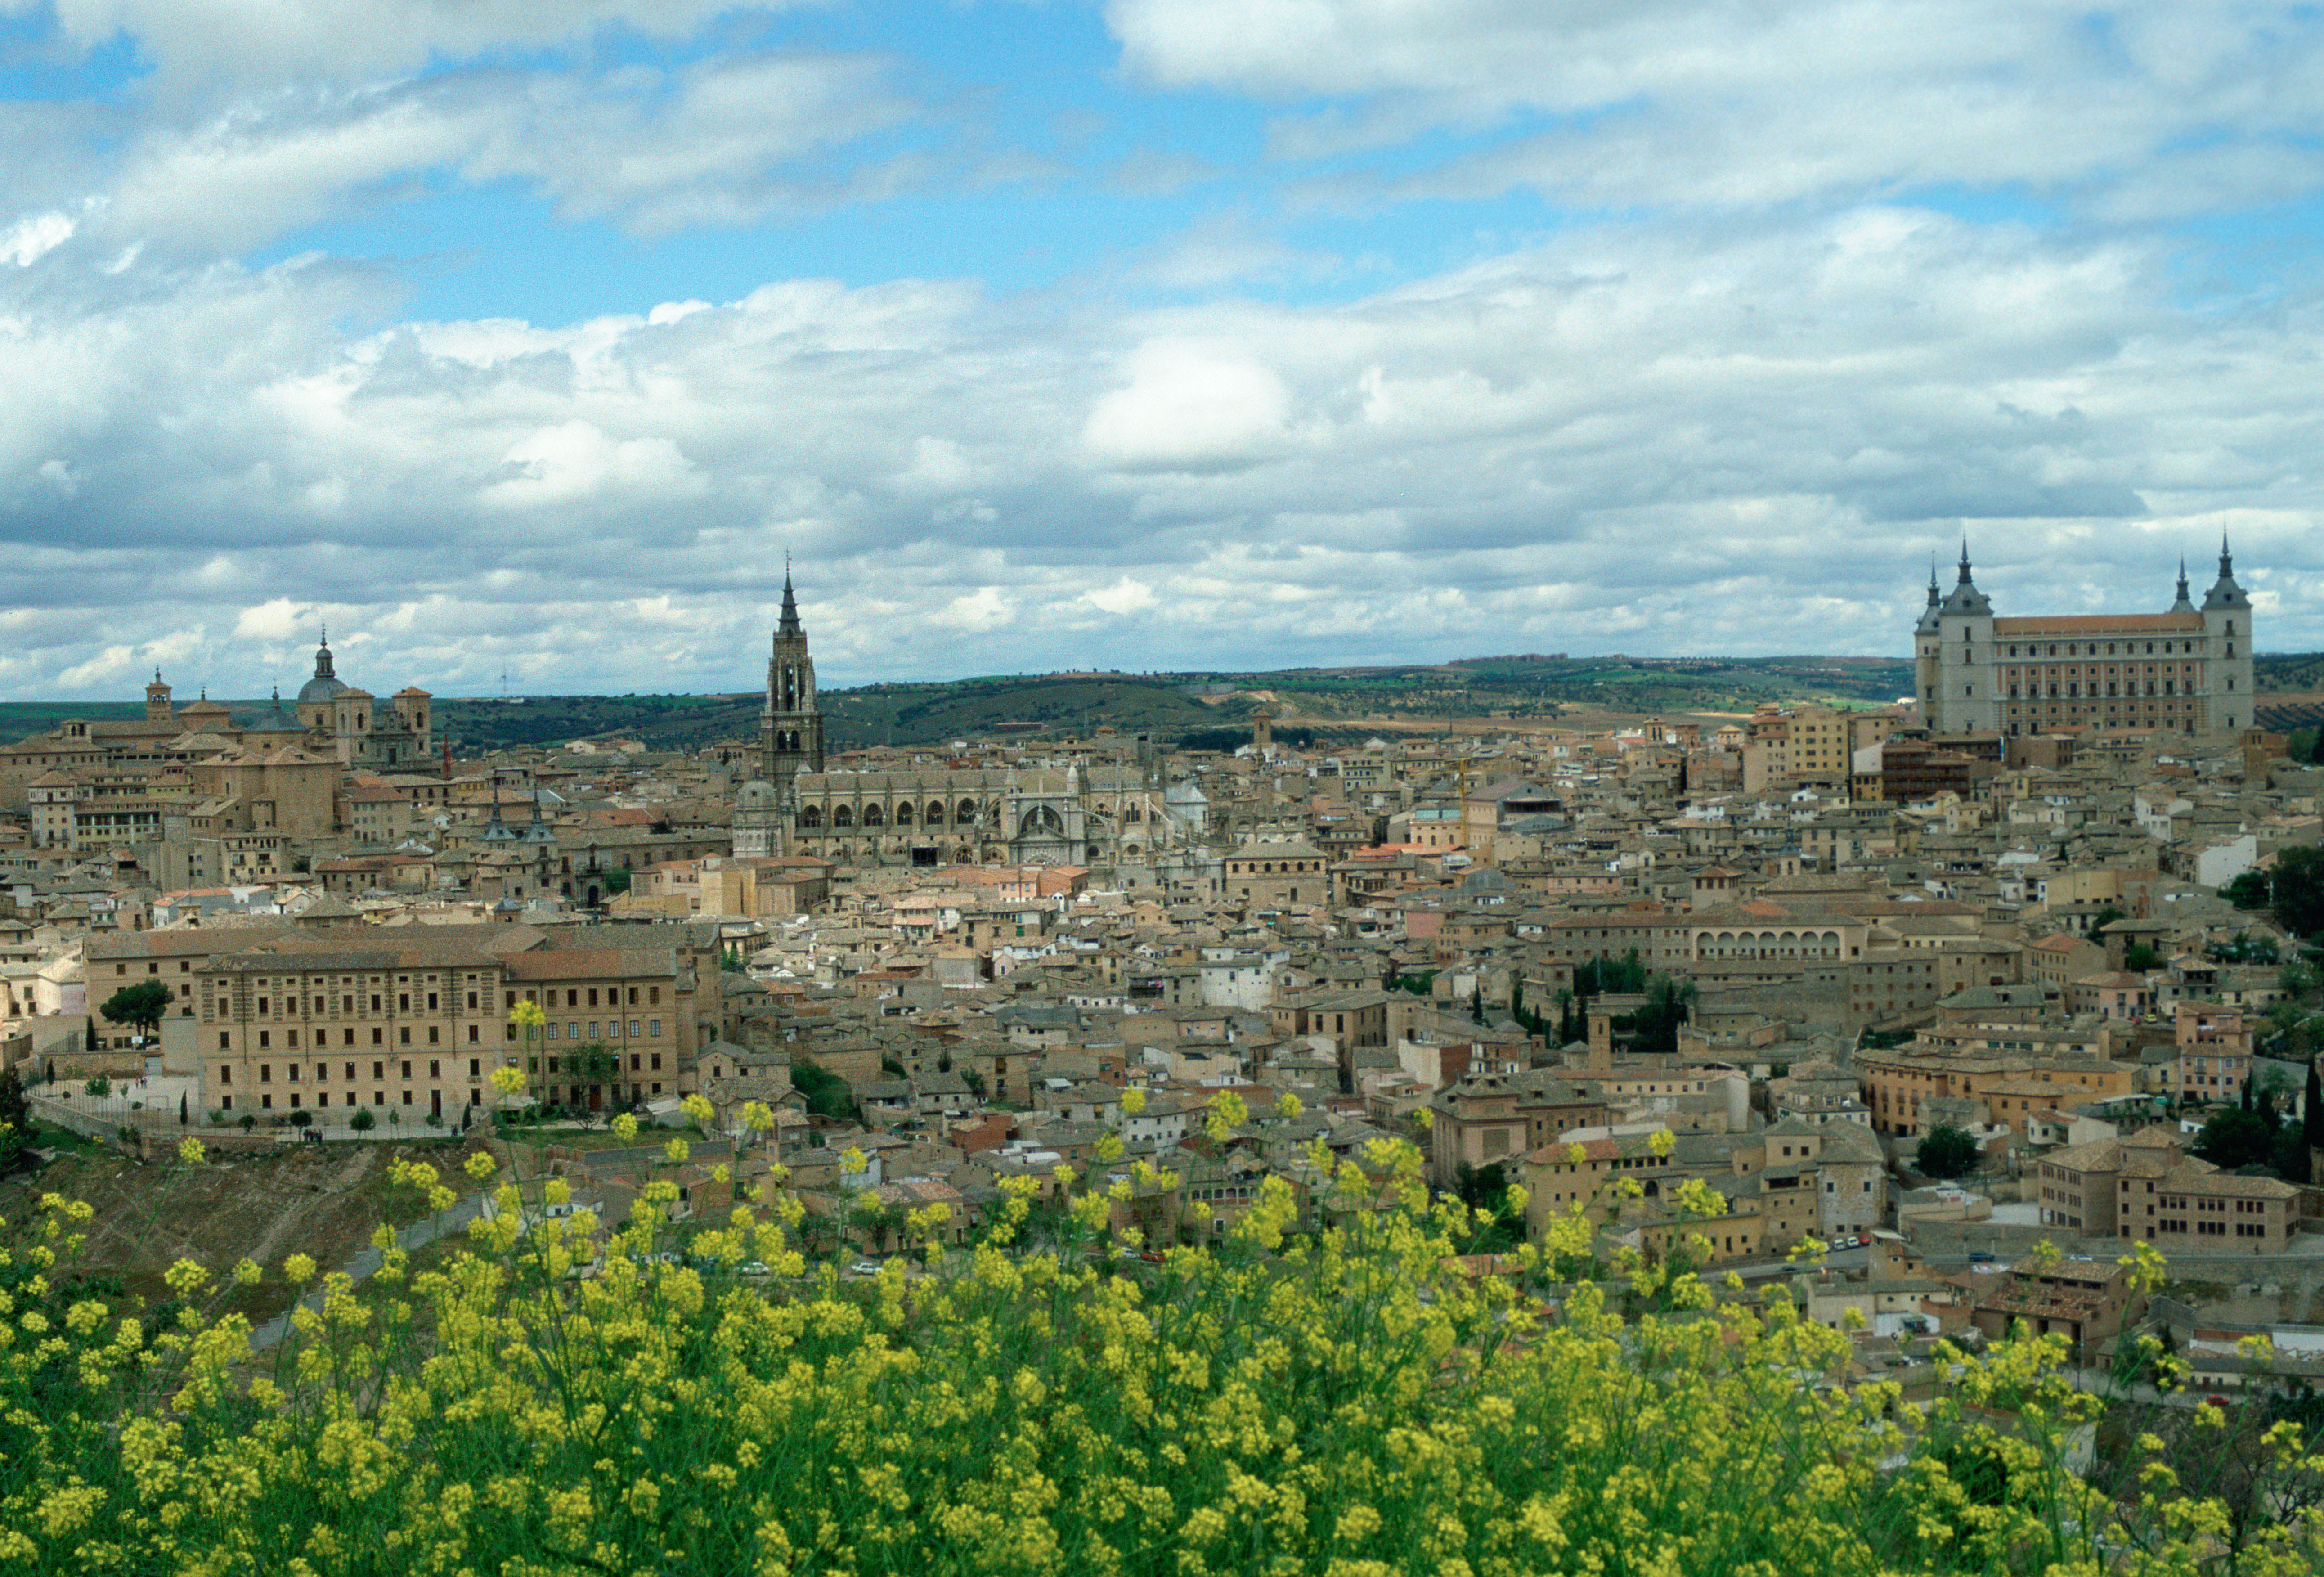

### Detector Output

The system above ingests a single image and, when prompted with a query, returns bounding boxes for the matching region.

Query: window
[429,1060,440,1078]
[400,1027,411,1045]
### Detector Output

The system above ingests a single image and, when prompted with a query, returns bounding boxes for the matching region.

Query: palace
[1913,543,2253,737]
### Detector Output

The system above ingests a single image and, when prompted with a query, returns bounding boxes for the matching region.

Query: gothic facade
[729,576,1202,872]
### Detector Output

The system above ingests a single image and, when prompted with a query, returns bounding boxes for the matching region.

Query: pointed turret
[1938,539,1992,616]
[2170,556,2194,613]
[777,569,803,640]
[479,771,517,845]
[1914,558,1943,634]
[2203,532,2249,611]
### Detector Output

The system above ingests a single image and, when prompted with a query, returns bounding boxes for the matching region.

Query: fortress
[1913,542,2253,737]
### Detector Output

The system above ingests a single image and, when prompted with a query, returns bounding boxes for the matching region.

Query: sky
[3,1,2323,700]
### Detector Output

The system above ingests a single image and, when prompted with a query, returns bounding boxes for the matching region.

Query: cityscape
[9,0,2324,1572]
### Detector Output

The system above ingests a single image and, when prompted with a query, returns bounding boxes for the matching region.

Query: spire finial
[2220,531,2234,576]
[1956,538,1974,584]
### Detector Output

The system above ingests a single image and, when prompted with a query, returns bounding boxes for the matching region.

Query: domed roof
[297,633,349,705]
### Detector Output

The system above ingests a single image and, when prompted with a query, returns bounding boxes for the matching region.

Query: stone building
[1913,543,2253,737]
[293,633,435,769]
[731,572,1198,872]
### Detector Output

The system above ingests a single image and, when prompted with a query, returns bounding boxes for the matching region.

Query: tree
[2224,872,2272,911]
[0,1066,28,1172]
[99,980,173,1038]
[85,1076,112,1099]
[350,1107,376,1132]
[2306,1058,2324,1151]
[601,867,632,897]
[2265,847,2324,939]
[2191,1106,2278,1171]
[1916,1123,1980,1179]
[2088,904,2127,939]
[960,1069,987,1101]
[791,1061,856,1122]
[2123,944,2164,972]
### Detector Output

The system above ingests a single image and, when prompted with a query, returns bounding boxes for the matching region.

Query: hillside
[11,650,2321,755]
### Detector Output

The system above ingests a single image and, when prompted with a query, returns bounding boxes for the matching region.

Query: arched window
[927,801,947,827]
[862,804,884,827]
[893,803,913,827]
[833,805,853,828]
[959,799,980,825]
[1019,805,1064,839]
[800,805,823,829]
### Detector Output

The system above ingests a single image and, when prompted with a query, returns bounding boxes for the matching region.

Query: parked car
[846,1259,882,1278]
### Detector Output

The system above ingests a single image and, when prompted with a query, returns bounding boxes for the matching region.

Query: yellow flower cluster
[0,1137,2317,1577]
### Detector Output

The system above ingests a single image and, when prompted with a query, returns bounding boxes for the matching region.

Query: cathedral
[730,573,1204,875]
[1913,542,2253,737]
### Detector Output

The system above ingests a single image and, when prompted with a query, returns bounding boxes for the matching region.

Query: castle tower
[145,670,173,723]
[2201,534,2253,732]
[1929,543,1998,733]
[760,570,824,796]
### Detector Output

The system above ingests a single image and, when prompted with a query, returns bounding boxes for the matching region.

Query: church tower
[736,569,823,859]
[760,571,824,791]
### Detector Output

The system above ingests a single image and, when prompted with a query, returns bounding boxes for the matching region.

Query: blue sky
[3,0,2323,698]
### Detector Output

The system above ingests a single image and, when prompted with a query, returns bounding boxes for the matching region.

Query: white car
[846,1259,882,1277]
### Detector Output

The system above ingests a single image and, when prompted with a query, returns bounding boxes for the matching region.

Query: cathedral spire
[2171,555,2194,613]
[777,565,803,641]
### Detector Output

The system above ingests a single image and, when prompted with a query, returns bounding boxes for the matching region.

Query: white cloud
[1109,0,2324,216]
[4,188,2323,696]
[1084,339,1294,470]
[1,211,76,267]
[1085,576,1158,616]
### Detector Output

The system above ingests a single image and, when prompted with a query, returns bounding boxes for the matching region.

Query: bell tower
[760,569,824,798]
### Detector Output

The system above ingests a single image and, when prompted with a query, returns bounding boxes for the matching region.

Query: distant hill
[11,650,2320,755]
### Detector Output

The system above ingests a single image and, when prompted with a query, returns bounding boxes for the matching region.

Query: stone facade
[1913,544,2253,737]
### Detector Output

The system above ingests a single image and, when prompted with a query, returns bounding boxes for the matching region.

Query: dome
[297,634,349,705]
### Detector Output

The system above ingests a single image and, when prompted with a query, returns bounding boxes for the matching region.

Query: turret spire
[2171,555,2193,612]
[776,566,803,641]
[1957,538,1973,583]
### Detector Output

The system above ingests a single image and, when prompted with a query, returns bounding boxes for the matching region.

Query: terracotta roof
[1992,614,2204,635]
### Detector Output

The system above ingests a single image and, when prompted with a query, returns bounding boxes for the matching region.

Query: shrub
[1916,1123,1980,1179]
[350,1107,376,1133]
[0,1141,2312,1575]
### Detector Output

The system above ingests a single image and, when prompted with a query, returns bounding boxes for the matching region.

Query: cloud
[1084,339,1295,471]
[1,211,77,267]
[1108,0,2324,216]
[40,0,754,99]
[1,193,2320,699]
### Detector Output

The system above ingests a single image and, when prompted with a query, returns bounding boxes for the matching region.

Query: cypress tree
[2305,1058,2324,1148]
